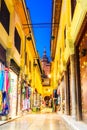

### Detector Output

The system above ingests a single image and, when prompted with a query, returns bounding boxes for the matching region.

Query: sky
[26,0,52,60]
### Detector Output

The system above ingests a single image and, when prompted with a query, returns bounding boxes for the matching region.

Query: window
[0,1,1,10]
[64,27,66,47]
[25,52,27,66]
[29,61,31,72]
[71,0,76,19]
[60,48,61,59]
[0,0,10,34]
[14,28,21,54]
[0,44,6,64]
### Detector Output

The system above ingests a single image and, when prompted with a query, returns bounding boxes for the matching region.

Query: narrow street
[0,0,87,130]
[0,113,73,130]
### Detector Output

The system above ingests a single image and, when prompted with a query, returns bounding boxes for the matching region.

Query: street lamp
[48,74,51,78]
[26,34,32,41]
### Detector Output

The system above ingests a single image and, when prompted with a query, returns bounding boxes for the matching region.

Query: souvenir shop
[0,44,20,119]
[8,69,18,118]
[31,89,41,112]
[0,44,10,119]
[21,80,31,111]
[9,59,20,118]
[75,21,87,119]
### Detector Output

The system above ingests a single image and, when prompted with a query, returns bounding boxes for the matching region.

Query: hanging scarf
[0,70,4,91]
[0,91,3,112]
[2,91,9,115]
[4,68,10,93]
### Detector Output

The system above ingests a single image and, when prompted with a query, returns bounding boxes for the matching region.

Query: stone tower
[41,48,51,77]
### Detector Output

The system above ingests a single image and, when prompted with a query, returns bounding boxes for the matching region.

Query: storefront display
[17,76,21,115]
[79,33,87,115]
[9,69,17,118]
[0,62,10,116]
[22,81,31,111]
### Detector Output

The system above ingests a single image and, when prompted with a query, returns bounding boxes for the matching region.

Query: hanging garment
[7,72,11,94]
[0,70,4,91]
[29,87,31,96]
[0,91,3,112]
[22,82,25,94]
[2,91,9,115]
[4,70,10,93]
[25,87,29,99]
[27,98,30,110]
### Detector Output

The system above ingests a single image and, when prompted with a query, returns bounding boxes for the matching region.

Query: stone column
[70,54,76,119]
[6,54,11,68]
[64,71,70,115]
[75,47,82,121]
[6,48,12,67]
[60,83,63,113]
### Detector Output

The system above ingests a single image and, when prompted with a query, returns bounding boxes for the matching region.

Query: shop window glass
[71,0,76,19]
[0,0,10,34]
[79,33,87,114]
[10,59,20,74]
[14,28,21,54]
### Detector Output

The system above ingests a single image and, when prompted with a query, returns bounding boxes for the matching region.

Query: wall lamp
[51,35,55,40]
[26,34,32,41]
[33,59,37,67]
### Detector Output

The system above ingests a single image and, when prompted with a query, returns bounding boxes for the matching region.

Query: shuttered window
[14,28,21,54]
[71,0,76,19]
[0,0,10,34]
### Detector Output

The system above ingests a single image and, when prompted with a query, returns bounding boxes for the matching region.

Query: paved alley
[0,113,73,130]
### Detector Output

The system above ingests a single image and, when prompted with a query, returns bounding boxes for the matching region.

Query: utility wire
[23,26,58,29]
[23,23,59,27]
[23,22,59,28]
[23,22,58,26]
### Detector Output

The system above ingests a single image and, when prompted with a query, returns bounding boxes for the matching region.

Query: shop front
[21,81,31,111]
[60,77,65,113]
[75,20,87,120]
[8,59,20,119]
[56,77,66,113]
[0,63,10,119]
[8,69,18,118]
[31,89,41,112]
[0,55,20,120]
[0,44,10,120]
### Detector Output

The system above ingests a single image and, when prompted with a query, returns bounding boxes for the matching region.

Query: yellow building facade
[51,0,87,121]
[0,0,42,119]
